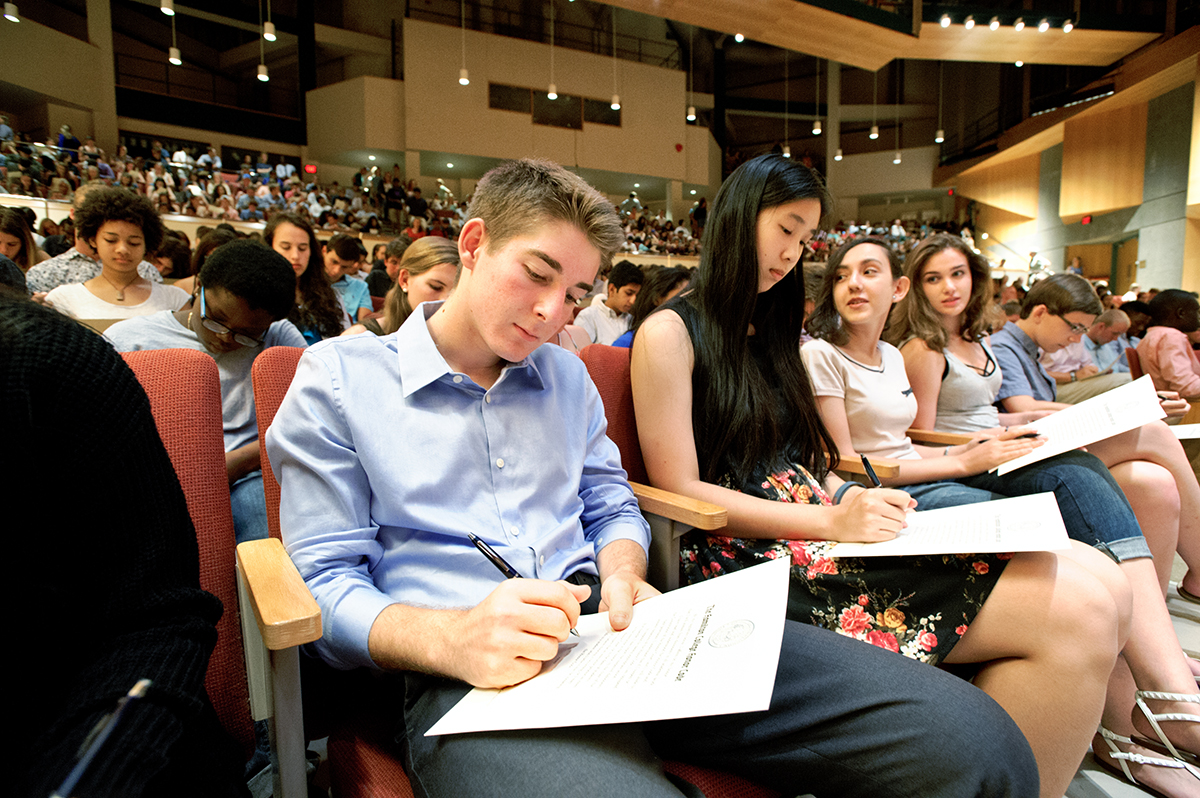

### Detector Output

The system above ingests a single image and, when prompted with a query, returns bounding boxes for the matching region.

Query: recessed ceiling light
[1015,60,1024,67]
[633,183,640,188]
[690,189,697,195]
[734,33,744,42]
[939,14,951,27]
[368,155,375,161]
[446,162,454,168]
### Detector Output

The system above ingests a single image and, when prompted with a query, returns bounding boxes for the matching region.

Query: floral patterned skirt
[679,465,1009,665]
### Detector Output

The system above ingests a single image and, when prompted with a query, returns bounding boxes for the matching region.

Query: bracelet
[834,481,865,504]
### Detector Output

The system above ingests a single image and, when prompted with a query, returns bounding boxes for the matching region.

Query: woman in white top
[44,188,189,320]
[889,234,1200,795]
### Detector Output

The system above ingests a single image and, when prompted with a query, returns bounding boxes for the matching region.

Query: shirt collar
[394,302,544,398]
[1003,321,1040,360]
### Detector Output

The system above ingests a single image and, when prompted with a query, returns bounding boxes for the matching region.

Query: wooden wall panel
[1115,239,1139,294]
[1188,68,1200,216]
[956,154,1040,219]
[1066,244,1115,280]
[1185,218,1200,293]
[1060,102,1148,223]
[976,204,1038,264]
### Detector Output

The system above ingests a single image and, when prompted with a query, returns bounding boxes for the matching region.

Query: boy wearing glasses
[108,239,306,543]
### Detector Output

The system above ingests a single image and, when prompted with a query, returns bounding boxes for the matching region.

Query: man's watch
[1070,371,1077,382]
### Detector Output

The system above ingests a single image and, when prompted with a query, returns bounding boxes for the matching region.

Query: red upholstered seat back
[251,346,306,540]
[121,348,254,759]
[1126,347,1143,380]
[579,344,648,484]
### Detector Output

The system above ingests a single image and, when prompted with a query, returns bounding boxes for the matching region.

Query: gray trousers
[395,618,1038,798]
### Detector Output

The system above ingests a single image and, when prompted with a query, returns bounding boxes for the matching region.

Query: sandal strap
[1137,691,1200,704]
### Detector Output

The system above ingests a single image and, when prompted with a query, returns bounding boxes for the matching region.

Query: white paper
[996,375,1166,475]
[425,558,789,736]
[1171,424,1200,440]
[828,492,1071,558]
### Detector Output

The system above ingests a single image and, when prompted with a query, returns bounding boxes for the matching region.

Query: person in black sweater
[3,289,248,797]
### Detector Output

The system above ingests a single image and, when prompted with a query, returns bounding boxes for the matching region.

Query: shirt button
[485,395,492,404]
[496,458,505,468]
[511,526,520,537]
[453,375,463,384]
[539,554,545,566]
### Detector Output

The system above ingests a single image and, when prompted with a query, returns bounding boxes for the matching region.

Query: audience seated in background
[367,236,410,298]
[266,211,348,345]
[1039,306,1133,403]
[1139,289,1200,399]
[5,291,249,798]
[611,264,690,348]
[106,239,307,544]
[575,259,643,345]
[323,232,372,322]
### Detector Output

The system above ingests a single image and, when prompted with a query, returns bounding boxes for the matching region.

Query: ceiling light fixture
[547,1,556,99]
[989,16,1000,30]
[964,15,975,29]
[1037,18,1050,32]
[939,13,951,27]
[782,49,790,156]
[893,151,902,164]
[812,57,821,135]
[458,0,468,85]
[4,2,19,22]
[1062,19,1074,32]
[893,63,901,162]
[834,148,843,161]
[869,70,878,139]
[258,63,269,81]
[1014,17,1025,30]
[935,61,944,143]
[263,0,275,42]
[1015,60,1024,67]
[160,0,174,16]
[168,12,181,64]
[610,7,620,110]
[686,27,696,121]
[257,0,269,80]
[734,32,744,42]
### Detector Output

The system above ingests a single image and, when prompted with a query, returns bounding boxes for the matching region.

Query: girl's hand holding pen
[835,486,915,542]
[956,427,1043,473]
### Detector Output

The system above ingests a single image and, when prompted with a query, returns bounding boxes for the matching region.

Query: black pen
[467,533,579,636]
[52,679,152,798]
[860,454,882,488]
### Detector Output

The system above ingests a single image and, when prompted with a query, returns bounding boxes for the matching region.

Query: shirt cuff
[317,588,402,671]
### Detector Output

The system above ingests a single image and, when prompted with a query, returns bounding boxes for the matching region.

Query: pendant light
[256,0,269,81]
[547,2,557,100]
[893,62,901,163]
[869,71,879,140]
[781,50,790,157]
[263,0,276,41]
[934,62,944,143]
[458,0,469,85]
[610,7,620,110]
[168,13,181,65]
[160,0,174,16]
[812,58,822,135]
[686,27,696,121]
[4,2,19,22]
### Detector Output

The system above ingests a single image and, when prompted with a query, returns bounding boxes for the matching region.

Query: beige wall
[825,145,941,201]
[402,19,692,183]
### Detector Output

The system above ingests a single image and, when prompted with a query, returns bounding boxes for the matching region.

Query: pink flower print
[972,562,990,575]
[956,624,969,636]
[787,541,813,567]
[865,630,900,653]
[839,605,873,635]
[857,594,870,606]
[917,631,938,651]
[806,558,838,579]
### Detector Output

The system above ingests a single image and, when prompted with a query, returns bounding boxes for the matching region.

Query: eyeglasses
[1055,314,1089,335]
[198,287,266,348]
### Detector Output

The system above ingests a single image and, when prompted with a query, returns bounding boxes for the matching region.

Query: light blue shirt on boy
[330,274,372,318]
[265,302,650,671]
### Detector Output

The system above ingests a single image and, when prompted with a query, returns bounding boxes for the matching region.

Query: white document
[426,558,789,736]
[996,375,1166,475]
[828,492,1071,558]
[1171,424,1200,440]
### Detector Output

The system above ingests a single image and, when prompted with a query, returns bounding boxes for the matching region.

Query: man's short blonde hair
[466,159,624,272]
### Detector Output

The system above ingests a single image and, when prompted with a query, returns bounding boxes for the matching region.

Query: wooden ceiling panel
[599,0,1161,71]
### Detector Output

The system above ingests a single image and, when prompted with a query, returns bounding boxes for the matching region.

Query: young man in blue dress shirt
[265,159,1036,798]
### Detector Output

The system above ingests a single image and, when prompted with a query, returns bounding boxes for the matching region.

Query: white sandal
[1133,691,1200,765]
[1096,726,1198,796]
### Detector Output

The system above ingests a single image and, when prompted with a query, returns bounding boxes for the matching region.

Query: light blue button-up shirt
[265,302,650,670]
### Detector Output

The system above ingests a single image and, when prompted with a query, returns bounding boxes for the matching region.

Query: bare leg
[1089,421,1200,594]
[1108,459,1181,591]
[944,546,1124,798]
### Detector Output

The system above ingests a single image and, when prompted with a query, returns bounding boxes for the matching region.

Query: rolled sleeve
[265,349,398,670]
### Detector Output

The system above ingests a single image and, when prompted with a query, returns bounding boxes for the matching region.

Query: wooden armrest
[906,428,973,446]
[236,538,321,650]
[834,456,899,479]
[630,482,726,530]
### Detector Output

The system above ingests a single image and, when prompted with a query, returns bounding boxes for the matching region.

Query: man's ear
[458,217,486,273]
[1028,304,1049,323]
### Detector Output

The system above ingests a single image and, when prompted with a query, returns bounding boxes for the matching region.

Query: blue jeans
[230,470,269,544]
[396,619,1038,798]
[908,450,1149,562]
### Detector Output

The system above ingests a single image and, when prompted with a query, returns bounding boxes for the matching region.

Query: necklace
[99,271,141,302]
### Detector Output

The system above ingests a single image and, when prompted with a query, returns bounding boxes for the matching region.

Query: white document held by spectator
[828,492,1071,558]
[426,558,789,736]
[996,374,1166,475]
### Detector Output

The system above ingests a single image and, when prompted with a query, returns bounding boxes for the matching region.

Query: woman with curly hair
[43,188,188,318]
[264,211,347,344]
